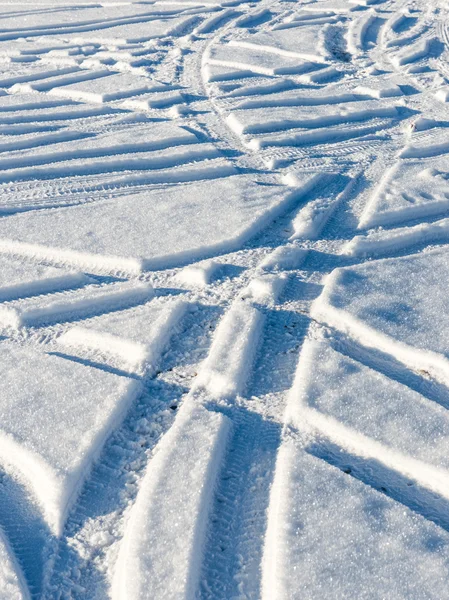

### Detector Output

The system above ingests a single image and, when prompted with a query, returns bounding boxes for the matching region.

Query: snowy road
[0,0,448,597]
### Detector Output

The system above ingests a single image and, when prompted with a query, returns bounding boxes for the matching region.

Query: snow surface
[60,298,187,374]
[359,160,449,228]
[0,530,29,600]
[176,259,220,287]
[1,0,449,597]
[112,405,230,600]
[0,281,154,330]
[263,440,449,600]
[0,343,141,535]
[0,176,298,275]
[194,301,264,399]
[311,249,449,382]
[0,257,90,301]
[287,338,449,496]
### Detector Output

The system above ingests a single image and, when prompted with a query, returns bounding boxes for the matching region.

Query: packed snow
[0,529,29,600]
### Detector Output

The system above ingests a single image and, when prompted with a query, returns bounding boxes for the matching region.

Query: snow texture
[112,406,230,600]
[60,298,187,374]
[0,343,141,534]
[0,177,297,275]
[0,529,29,600]
[263,440,449,600]
[1,0,449,596]
[311,250,449,383]
[194,301,264,399]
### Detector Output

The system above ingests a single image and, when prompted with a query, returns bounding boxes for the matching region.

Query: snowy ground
[0,0,449,597]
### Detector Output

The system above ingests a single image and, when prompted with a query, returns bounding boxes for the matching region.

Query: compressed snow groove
[194,301,265,399]
[112,405,231,600]
[0,526,30,600]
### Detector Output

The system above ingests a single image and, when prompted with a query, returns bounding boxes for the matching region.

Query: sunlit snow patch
[0,343,141,535]
[0,176,305,275]
[112,405,230,600]
[359,160,449,228]
[0,257,91,301]
[59,298,187,375]
[312,249,449,383]
[263,439,449,600]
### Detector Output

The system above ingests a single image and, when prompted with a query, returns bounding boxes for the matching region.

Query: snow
[0,176,297,275]
[121,88,184,111]
[194,301,264,399]
[59,298,187,374]
[0,122,198,171]
[0,529,29,600]
[47,72,157,103]
[391,37,436,67]
[435,87,449,103]
[288,339,449,476]
[0,281,154,329]
[0,342,141,534]
[61,15,200,45]
[1,0,449,595]
[0,66,80,88]
[353,81,404,99]
[228,26,330,62]
[289,172,354,240]
[205,42,319,78]
[259,244,307,271]
[358,160,449,228]
[311,250,449,383]
[12,69,113,94]
[176,259,220,287]
[263,439,449,600]
[345,217,449,257]
[0,257,91,301]
[112,405,231,600]
[226,102,400,137]
[242,273,287,304]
